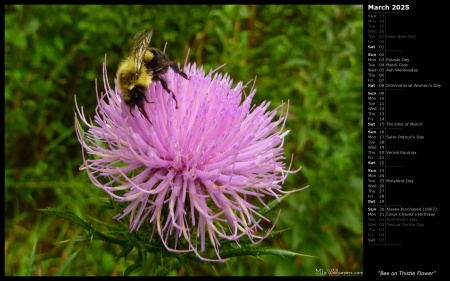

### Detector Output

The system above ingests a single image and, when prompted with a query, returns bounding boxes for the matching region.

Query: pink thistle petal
[74,55,304,262]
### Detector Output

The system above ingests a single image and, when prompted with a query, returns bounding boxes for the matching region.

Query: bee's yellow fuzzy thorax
[117,51,154,91]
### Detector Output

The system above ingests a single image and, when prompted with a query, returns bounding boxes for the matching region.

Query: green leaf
[41,207,92,229]
[218,245,316,259]
[26,238,37,276]
[40,207,127,246]
[116,242,135,261]
[54,248,81,276]
[125,262,142,276]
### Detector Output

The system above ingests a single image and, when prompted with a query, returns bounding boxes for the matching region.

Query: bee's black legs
[169,62,190,80]
[137,106,152,124]
[158,77,179,109]
[129,88,152,123]
[143,94,151,104]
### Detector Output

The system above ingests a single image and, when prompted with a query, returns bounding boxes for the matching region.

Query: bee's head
[123,83,152,123]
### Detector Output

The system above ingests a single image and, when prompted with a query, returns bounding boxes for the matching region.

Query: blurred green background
[5,5,363,276]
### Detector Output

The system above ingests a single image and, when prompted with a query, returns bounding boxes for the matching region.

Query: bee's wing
[129,29,153,76]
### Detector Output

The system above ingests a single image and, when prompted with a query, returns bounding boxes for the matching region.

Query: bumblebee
[116,29,190,123]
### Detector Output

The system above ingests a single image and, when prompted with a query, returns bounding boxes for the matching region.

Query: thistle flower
[75,55,301,262]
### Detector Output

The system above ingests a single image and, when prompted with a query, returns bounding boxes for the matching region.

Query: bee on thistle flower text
[116,29,190,123]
